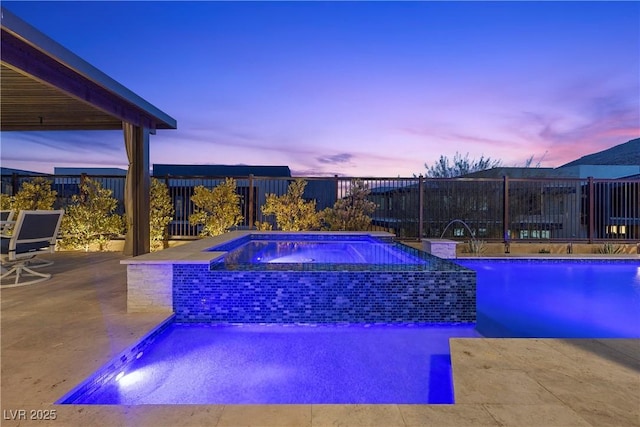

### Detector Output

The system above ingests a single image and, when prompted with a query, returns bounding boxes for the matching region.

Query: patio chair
[0,209,15,234]
[1,209,64,288]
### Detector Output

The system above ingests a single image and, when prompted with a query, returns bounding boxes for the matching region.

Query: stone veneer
[422,239,458,259]
[173,265,476,323]
[127,264,174,313]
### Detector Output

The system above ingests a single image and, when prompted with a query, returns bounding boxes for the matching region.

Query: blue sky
[1,1,639,177]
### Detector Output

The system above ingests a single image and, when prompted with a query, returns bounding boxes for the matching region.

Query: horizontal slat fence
[2,173,638,242]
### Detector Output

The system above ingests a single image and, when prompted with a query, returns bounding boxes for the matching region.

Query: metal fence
[2,173,639,242]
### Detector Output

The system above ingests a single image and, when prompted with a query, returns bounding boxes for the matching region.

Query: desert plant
[59,178,124,251]
[468,239,486,255]
[597,243,624,254]
[150,178,174,251]
[189,178,243,236]
[321,179,377,231]
[12,177,57,211]
[261,179,320,231]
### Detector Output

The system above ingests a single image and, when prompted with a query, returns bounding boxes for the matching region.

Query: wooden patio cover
[0,7,177,256]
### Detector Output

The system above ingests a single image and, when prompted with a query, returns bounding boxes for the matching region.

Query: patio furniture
[1,209,64,287]
[0,209,15,234]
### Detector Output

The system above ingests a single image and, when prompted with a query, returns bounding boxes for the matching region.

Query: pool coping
[119,231,399,265]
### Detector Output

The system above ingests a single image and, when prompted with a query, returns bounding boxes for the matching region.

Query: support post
[133,126,150,256]
[588,176,594,243]
[248,174,254,229]
[124,123,151,256]
[503,176,510,245]
[418,175,424,240]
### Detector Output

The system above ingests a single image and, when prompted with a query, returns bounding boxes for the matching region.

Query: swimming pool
[458,259,640,338]
[61,257,639,405]
[58,323,479,405]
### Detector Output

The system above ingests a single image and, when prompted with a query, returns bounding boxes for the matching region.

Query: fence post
[334,175,339,201]
[248,174,254,229]
[418,175,424,240]
[11,173,19,195]
[588,176,594,243]
[503,175,509,243]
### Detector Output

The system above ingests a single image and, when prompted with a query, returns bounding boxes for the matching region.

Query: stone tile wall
[127,264,174,313]
[173,265,476,324]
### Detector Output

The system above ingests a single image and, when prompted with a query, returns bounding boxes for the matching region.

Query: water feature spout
[440,219,484,255]
[440,219,476,240]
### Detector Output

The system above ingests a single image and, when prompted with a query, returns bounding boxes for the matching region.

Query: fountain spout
[440,219,476,240]
[440,219,484,256]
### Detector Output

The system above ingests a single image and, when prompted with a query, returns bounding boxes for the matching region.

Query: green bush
[0,193,13,211]
[261,179,320,231]
[9,177,57,211]
[59,178,123,251]
[189,178,243,236]
[321,179,377,231]
[150,178,174,251]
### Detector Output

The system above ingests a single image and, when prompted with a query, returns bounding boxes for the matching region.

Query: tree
[261,179,320,231]
[59,178,124,251]
[12,177,57,211]
[150,178,174,251]
[189,178,243,236]
[424,152,502,177]
[321,179,377,231]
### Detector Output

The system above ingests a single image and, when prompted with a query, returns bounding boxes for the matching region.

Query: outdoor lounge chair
[1,209,64,287]
[0,209,15,234]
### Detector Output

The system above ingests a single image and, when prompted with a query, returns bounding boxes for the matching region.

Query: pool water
[219,239,425,264]
[60,258,639,405]
[458,259,640,338]
[60,323,479,405]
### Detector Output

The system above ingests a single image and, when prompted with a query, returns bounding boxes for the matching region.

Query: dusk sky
[1,1,639,177]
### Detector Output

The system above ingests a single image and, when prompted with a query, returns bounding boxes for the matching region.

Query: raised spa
[169,232,476,323]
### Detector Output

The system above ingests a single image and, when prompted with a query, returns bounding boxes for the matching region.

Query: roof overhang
[0,7,177,132]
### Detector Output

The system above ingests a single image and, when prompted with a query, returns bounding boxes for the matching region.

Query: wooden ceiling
[0,9,176,132]
[1,64,125,131]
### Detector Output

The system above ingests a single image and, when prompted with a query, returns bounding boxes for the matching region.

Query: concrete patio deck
[1,252,638,427]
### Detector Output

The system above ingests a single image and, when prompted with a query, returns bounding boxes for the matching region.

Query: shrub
[150,178,174,251]
[597,243,623,254]
[0,193,13,210]
[321,179,377,231]
[261,179,320,231]
[59,178,124,251]
[189,178,243,236]
[468,239,486,255]
[12,177,57,211]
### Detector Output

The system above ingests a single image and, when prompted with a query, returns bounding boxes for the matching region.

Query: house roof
[152,164,292,178]
[0,7,177,131]
[560,138,640,167]
[461,167,557,179]
[0,167,46,176]
[54,167,128,176]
